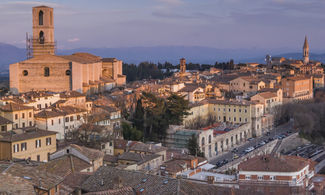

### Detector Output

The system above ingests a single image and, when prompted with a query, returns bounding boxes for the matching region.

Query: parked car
[247,138,254,141]
[231,148,238,153]
[233,154,239,159]
[244,147,254,153]
[266,132,271,136]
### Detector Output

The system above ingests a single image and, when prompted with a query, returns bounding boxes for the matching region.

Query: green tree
[133,99,145,131]
[187,134,204,157]
[122,122,143,141]
[166,93,190,125]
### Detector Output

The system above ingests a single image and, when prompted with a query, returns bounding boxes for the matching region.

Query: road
[209,122,293,166]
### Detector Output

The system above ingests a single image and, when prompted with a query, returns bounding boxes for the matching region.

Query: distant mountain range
[1,43,325,73]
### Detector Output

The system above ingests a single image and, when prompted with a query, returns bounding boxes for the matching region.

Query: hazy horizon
[0,0,324,52]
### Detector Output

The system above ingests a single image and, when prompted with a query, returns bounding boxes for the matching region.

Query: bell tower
[180,58,186,76]
[303,36,309,65]
[32,6,55,56]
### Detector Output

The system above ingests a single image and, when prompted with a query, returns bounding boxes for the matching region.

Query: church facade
[10,6,126,95]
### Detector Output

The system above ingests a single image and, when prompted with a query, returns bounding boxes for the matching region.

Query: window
[39,31,44,44]
[245,109,247,113]
[66,70,71,76]
[44,67,50,77]
[234,109,236,112]
[208,135,211,143]
[1,126,6,132]
[270,176,275,180]
[37,155,40,162]
[245,175,251,180]
[15,124,18,129]
[13,144,19,153]
[21,142,27,151]
[70,116,73,121]
[23,70,28,76]
[234,117,236,122]
[35,139,41,148]
[59,119,61,124]
[77,115,81,120]
[239,109,241,112]
[15,114,18,120]
[29,112,32,118]
[22,113,25,119]
[258,175,263,180]
[46,137,51,146]
[201,137,205,146]
[39,10,43,25]
[228,108,231,112]
[29,121,32,126]
[22,122,25,128]
[65,117,69,122]
[51,120,54,126]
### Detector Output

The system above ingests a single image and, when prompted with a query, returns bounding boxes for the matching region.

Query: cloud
[67,38,80,43]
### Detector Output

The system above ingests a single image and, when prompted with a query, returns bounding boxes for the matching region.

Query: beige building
[0,128,56,162]
[251,89,283,114]
[0,116,13,132]
[282,76,313,102]
[10,5,125,95]
[0,103,34,129]
[230,77,266,93]
[184,99,265,137]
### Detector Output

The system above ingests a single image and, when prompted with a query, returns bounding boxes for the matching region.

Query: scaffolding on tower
[26,32,33,59]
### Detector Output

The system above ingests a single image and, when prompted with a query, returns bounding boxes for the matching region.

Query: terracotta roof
[208,99,259,106]
[61,53,101,64]
[60,91,85,98]
[0,128,56,143]
[36,155,91,178]
[34,110,63,118]
[178,84,202,93]
[162,159,188,173]
[118,152,161,165]
[81,166,242,194]
[84,187,134,195]
[113,139,129,150]
[0,103,33,112]
[0,173,35,195]
[0,116,13,125]
[238,154,310,172]
[254,92,277,99]
[3,163,63,190]
[70,144,104,161]
[104,155,118,163]
[129,142,167,154]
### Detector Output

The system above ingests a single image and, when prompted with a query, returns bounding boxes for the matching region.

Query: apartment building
[0,128,56,162]
[251,89,283,114]
[0,103,34,129]
[230,76,266,93]
[282,76,313,102]
[238,154,314,190]
[34,106,87,140]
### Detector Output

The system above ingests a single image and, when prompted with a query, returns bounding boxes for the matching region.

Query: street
[209,122,293,166]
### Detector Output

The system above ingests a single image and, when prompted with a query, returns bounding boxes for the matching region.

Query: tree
[166,93,190,125]
[187,134,204,157]
[133,98,145,131]
[122,122,143,141]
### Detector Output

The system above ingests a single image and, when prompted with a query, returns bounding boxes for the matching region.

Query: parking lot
[210,122,294,168]
[285,143,324,159]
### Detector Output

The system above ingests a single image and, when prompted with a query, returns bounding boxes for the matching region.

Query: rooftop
[0,128,56,143]
[238,154,310,173]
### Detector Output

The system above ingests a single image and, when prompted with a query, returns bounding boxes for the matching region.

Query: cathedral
[10,6,126,95]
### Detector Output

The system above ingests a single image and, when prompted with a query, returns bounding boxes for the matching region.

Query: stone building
[10,6,125,95]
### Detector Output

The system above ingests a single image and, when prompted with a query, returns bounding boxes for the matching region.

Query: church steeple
[303,36,309,64]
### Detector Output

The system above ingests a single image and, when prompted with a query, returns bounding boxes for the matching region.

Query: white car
[244,147,254,153]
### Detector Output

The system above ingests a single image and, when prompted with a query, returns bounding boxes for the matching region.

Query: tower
[180,58,186,76]
[32,6,55,56]
[303,36,309,65]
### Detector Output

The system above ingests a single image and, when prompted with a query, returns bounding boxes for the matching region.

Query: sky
[0,0,325,52]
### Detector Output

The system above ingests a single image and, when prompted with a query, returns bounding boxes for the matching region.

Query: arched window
[201,137,205,146]
[208,135,211,144]
[44,67,50,77]
[39,11,44,25]
[39,31,44,44]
